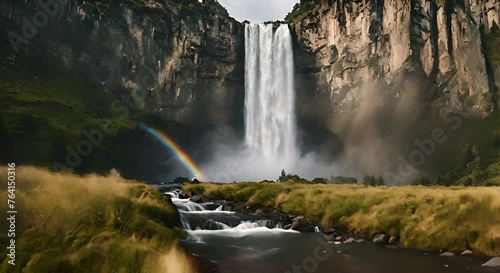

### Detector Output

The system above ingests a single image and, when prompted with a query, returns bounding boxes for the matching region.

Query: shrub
[330,176,358,184]
[363,175,376,186]
[412,176,431,186]
[312,177,328,184]
[494,130,500,146]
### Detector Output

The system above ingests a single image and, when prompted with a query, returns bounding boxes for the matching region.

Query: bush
[376,176,385,186]
[493,130,500,146]
[363,175,376,186]
[312,177,328,184]
[412,176,431,186]
[330,176,358,184]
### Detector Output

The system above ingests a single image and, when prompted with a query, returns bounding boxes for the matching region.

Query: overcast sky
[217,0,300,22]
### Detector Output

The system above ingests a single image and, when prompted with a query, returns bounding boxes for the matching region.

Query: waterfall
[244,23,298,167]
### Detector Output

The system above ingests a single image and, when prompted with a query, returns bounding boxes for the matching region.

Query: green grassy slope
[0,62,137,171]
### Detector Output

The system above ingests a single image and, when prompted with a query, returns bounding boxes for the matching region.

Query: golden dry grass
[184,182,500,256]
[0,166,194,273]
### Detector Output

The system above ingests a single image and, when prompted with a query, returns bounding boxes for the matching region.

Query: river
[166,190,498,273]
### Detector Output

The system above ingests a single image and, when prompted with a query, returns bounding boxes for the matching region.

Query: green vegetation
[483,23,500,66]
[0,166,195,273]
[183,182,500,256]
[363,175,385,186]
[95,2,111,16]
[435,113,500,187]
[285,0,331,23]
[0,62,139,172]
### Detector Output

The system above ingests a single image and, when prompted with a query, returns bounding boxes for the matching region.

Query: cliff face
[0,0,244,126]
[293,0,499,131]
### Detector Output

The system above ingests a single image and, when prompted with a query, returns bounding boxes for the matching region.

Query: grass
[0,166,196,273]
[183,182,500,256]
[435,112,500,186]
[0,62,139,171]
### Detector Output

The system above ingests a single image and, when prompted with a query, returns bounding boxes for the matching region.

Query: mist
[198,126,338,182]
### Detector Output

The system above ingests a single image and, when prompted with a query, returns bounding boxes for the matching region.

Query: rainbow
[139,123,206,181]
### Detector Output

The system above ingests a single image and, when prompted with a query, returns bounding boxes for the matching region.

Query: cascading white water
[244,23,298,166]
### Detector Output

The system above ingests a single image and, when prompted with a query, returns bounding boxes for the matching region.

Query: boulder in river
[482,257,500,267]
[344,238,355,244]
[388,236,399,245]
[291,217,314,232]
[255,209,264,215]
[373,234,390,244]
[189,195,210,203]
[460,250,473,256]
[323,227,336,234]
[440,252,455,257]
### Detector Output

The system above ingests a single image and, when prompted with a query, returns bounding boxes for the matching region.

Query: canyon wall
[0,0,244,126]
[291,0,499,176]
[293,0,499,131]
[1,0,499,178]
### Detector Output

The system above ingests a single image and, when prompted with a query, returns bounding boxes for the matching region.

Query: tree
[312,177,327,184]
[467,145,483,186]
[363,175,376,186]
[330,176,358,184]
[376,176,385,186]
[412,176,431,186]
[278,169,287,182]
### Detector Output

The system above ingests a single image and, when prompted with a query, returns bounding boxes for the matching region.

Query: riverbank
[183,182,500,256]
[0,166,213,273]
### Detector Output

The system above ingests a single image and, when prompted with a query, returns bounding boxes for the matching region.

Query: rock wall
[293,0,499,131]
[0,0,245,126]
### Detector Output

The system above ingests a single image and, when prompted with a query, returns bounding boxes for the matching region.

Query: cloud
[218,0,299,22]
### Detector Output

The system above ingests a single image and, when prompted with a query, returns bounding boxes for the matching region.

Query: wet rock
[255,209,264,215]
[356,239,366,243]
[440,252,455,257]
[344,238,355,244]
[291,217,314,232]
[460,250,473,256]
[323,227,336,234]
[324,234,336,241]
[189,195,210,203]
[189,195,202,203]
[482,257,500,267]
[335,236,343,241]
[189,253,221,273]
[388,236,399,245]
[373,234,390,244]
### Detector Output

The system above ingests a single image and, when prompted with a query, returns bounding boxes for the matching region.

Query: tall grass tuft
[0,166,195,273]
